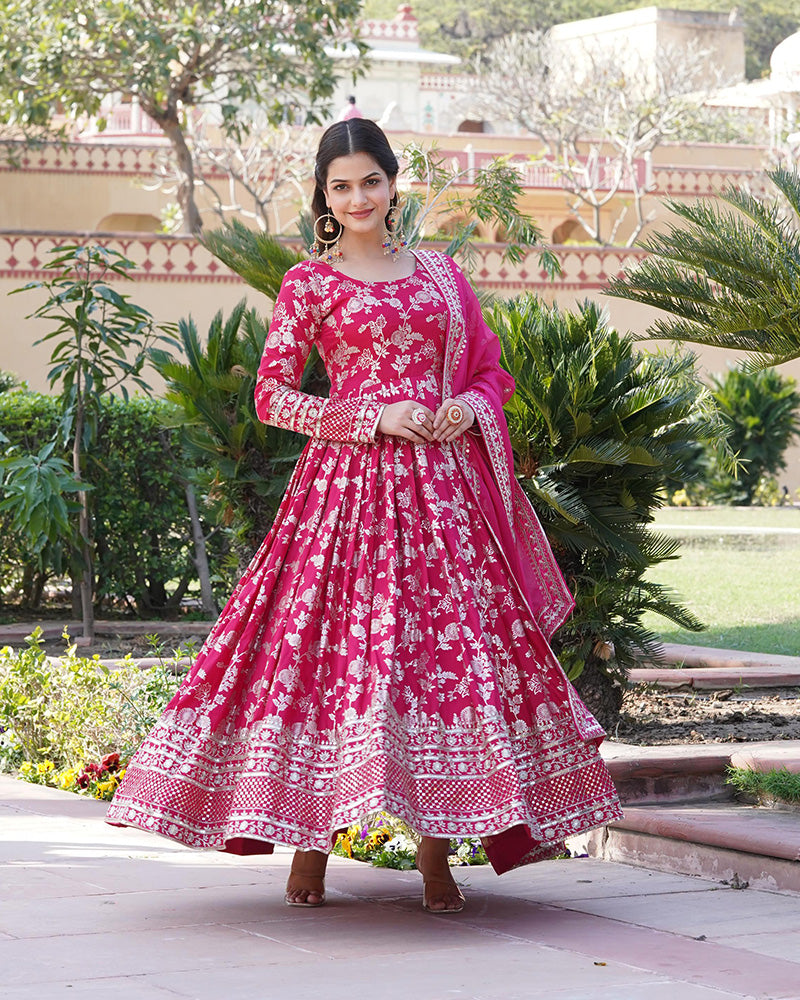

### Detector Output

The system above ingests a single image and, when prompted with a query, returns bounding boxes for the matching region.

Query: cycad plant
[490,297,729,726]
[706,365,800,504]
[151,225,307,573]
[606,167,800,369]
[149,302,305,575]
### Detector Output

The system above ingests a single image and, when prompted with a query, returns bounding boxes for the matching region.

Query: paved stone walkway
[2,775,799,1000]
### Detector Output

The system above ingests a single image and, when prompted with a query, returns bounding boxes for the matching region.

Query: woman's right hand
[377,401,435,442]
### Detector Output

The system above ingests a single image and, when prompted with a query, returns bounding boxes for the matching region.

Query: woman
[107,119,622,914]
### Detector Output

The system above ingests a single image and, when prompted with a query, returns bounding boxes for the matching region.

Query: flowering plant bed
[332,814,489,869]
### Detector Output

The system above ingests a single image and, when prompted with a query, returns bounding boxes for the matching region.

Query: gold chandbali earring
[382,204,407,259]
[310,210,343,263]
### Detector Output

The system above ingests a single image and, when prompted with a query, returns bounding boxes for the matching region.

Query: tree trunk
[72,403,94,643]
[573,658,625,733]
[159,115,203,235]
[185,483,218,616]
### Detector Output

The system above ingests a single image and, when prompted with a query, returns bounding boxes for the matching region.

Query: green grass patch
[643,509,800,655]
[727,766,800,804]
[653,506,800,530]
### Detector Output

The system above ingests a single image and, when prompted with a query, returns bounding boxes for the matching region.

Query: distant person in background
[338,95,363,121]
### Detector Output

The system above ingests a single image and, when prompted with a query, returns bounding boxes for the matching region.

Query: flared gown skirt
[107,433,622,870]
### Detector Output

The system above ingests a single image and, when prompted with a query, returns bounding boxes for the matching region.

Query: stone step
[630,643,800,690]
[0,619,213,644]
[571,803,800,894]
[601,740,800,805]
[628,665,800,689]
[654,644,800,671]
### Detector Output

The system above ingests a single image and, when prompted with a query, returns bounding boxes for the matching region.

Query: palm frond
[608,168,800,366]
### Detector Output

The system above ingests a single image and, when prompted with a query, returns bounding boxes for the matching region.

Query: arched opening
[551,218,585,244]
[95,213,161,233]
[457,119,487,133]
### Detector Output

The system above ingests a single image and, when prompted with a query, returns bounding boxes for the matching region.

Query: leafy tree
[0,391,212,615]
[706,366,800,504]
[12,245,169,639]
[607,168,800,368]
[0,1,364,233]
[490,297,729,727]
[473,32,728,246]
[364,0,799,80]
[0,443,82,605]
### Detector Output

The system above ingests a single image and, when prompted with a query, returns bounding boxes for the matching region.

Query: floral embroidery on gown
[107,253,622,872]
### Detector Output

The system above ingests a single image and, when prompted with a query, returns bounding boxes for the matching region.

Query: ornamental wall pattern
[0,140,769,198]
[0,231,643,294]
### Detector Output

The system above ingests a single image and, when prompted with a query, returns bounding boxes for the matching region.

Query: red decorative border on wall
[0,231,646,293]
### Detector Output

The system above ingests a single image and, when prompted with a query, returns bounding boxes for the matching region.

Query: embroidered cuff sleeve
[257,383,385,444]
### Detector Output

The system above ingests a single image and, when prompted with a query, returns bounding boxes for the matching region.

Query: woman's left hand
[432,397,475,443]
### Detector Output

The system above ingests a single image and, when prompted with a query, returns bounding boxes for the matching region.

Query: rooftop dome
[770,30,800,89]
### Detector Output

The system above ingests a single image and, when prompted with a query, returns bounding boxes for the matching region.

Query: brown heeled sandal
[285,851,328,908]
[284,832,342,908]
[415,850,466,914]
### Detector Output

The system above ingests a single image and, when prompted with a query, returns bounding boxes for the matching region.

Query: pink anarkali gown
[107,249,622,873]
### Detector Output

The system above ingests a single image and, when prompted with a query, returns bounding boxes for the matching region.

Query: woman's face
[324,152,396,238]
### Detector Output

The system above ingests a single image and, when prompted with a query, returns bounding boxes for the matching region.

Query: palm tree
[606,167,800,369]
[490,297,729,727]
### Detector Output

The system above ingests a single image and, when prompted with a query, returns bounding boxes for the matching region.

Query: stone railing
[0,231,645,294]
[2,139,767,199]
[0,232,241,284]
[650,165,771,198]
[0,140,165,177]
[419,74,473,92]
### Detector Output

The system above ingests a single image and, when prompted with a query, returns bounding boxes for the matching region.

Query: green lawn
[642,507,800,656]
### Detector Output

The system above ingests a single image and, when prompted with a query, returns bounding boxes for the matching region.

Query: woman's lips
[349,209,374,218]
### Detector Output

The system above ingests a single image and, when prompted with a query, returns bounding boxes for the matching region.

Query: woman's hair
[311,119,399,244]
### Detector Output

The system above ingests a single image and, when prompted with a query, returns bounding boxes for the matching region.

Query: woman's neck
[338,232,384,262]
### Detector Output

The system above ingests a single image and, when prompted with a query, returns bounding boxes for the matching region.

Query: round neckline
[312,257,418,286]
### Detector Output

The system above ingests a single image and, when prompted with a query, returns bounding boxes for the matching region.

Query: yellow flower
[19,762,35,776]
[36,761,55,775]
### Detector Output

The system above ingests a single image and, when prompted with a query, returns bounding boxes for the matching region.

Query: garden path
[1,774,799,1000]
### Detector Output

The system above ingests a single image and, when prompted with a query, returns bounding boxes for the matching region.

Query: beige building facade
[2,5,800,493]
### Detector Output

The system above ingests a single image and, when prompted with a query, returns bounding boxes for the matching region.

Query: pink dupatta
[412,248,574,642]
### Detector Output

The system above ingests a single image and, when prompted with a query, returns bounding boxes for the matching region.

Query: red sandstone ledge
[647,643,800,671]
[0,619,214,644]
[614,803,800,863]
[628,665,800,688]
[602,740,800,780]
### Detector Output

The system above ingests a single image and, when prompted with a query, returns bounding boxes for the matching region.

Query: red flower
[76,772,90,788]
[100,753,120,772]
[84,762,101,776]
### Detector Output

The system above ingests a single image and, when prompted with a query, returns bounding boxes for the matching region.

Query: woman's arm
[255,266,385,444]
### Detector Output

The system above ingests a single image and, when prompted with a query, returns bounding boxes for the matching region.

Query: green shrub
[150,300,306,573]
[706,366,800,505]
[0,390,213,613]
[490,297,729,726]
[0,628,183,776]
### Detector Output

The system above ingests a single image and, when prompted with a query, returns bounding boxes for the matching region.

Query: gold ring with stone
[446,404,464,425]
[412,408,427,426]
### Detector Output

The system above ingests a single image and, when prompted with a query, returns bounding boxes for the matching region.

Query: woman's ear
[389,177,397,200]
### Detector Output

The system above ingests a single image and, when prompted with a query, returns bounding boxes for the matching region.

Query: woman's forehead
[326,152,384,183]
